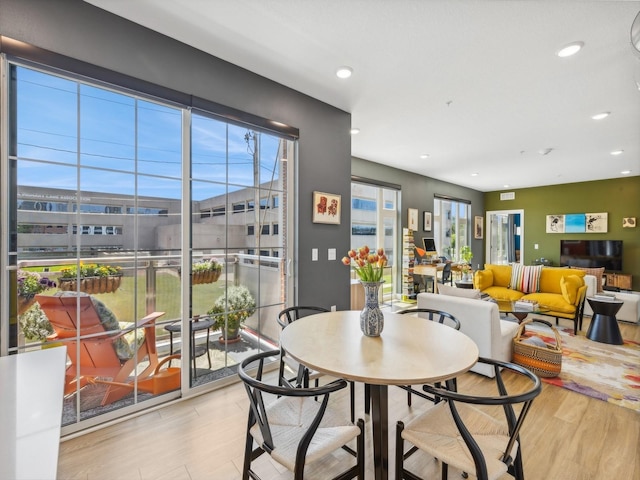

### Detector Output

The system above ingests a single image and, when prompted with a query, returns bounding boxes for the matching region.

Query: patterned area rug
[520,320,640,412]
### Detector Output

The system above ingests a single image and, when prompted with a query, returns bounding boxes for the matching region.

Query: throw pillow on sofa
[474,269,494,291]
[485,264,511,287]
[509,264,543,293]
[560,274,583,305]
[571,266,605,293]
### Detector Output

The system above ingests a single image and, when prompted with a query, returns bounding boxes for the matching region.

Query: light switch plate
[328,248,336,260]
[312,248,318,261]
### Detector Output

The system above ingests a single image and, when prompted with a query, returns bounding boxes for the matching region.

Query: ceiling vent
[500,192,516,201]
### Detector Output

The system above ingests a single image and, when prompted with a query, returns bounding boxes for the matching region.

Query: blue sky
[16,65,282,201]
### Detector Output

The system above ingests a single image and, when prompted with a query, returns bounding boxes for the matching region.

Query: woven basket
[512,319,562,378]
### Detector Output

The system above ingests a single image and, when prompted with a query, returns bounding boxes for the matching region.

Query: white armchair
[417,293,519,377]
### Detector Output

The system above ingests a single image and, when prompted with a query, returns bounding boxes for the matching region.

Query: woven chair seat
[250,395,360,470]
[402,401,517,480]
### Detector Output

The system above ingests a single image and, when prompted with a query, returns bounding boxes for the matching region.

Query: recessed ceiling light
[350,128,360,135]
[503,184,510,188]
[621,170,631,175]
[336,66,353,79]
[419,154,429,159]
[471,173,478,177]
[557,41,584,57]
[591,112,610,120]
[611,150,624,156]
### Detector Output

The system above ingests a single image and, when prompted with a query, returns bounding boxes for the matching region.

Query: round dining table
[280,310,479,480]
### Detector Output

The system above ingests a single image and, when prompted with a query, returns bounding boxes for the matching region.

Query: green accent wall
[484,176,640,290]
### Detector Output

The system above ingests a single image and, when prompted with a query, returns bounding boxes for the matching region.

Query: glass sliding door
[190,114,292,386]
[2,59,295,433]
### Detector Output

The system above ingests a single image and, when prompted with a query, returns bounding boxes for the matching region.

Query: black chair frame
[239,349,365,480]
[278,305,358,422]
[363,308,461,414]
[395,357,541,480]
[439,262,453,286]
[553,287,587,334]
[277,305,330,389]
[395,308,461,406]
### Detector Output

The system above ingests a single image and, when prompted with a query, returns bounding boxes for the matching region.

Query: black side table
[586,297,623,345]
[165,317,213,377]
[455,281,474,289]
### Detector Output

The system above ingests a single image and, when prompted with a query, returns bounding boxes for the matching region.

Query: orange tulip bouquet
[342,246,388,282]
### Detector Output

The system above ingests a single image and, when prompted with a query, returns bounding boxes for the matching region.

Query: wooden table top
[280,310,479,385]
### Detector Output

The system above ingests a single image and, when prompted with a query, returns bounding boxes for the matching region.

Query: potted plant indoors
[207,285,256,343]
[459,246,473,281]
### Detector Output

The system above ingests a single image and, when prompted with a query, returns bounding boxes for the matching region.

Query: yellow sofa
[473,264,587,333]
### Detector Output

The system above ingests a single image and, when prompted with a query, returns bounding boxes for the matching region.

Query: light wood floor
[57,318,640,480]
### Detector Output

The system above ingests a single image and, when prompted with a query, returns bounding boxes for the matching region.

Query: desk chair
[238,350,365,480]
[396,357,541,480]
[439,262,453,286]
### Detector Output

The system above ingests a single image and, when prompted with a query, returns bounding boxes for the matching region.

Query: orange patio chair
[36,293,167,406]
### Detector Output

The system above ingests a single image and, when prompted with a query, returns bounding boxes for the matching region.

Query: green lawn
[89,273,228,324]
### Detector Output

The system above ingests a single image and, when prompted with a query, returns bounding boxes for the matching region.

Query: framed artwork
[623,217,636,228]
[585,212,607,233]
[408,208,418,231]
[474,216,484,239]
[565,214,586,233]
[312,191,341,224]
[546,212,608,233]
[423,212,432,232]
[546,215,565,233]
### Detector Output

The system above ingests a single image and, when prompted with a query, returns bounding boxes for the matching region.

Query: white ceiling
[86,0,640,192]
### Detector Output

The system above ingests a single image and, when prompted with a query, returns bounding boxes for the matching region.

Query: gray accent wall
[1,0,352,309]
[352,157,485,268]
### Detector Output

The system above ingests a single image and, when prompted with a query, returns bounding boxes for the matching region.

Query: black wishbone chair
[278,305,358,422]
[363,307,461,416]
[396,308,461,406]
[277,306,330,390]
[395,357,541,480]
[238,350,365,480]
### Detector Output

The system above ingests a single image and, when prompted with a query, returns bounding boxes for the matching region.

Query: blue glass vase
[359,281,384,337]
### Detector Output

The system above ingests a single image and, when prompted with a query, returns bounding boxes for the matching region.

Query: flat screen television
[560,240,623,272]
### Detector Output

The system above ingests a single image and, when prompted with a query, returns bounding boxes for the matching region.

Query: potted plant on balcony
[19,303,53,342]
[58,263,123,294]
[207,285,256,343]
[17,270,56,315]
[191,259,222,285]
